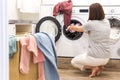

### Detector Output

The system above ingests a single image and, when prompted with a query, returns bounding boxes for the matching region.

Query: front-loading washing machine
[104,6,120,59]
[55,7,89,57]
[36,5,89,57]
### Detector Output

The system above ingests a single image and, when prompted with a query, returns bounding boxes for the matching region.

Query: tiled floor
[59,69,120,80]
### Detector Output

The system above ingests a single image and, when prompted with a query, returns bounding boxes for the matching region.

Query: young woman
[68,3,111,77]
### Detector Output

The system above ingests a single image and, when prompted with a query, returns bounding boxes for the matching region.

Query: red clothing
[53,0,73,27]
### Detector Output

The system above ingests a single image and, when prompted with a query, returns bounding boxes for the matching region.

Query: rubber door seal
[35,16,61,42]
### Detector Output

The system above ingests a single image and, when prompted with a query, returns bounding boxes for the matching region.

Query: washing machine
[104,6,120,59]
[36,5,89,57]
[37,1,120,58]
[55,7,89,57]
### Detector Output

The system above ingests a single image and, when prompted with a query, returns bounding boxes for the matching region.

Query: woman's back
[84,19,111,58]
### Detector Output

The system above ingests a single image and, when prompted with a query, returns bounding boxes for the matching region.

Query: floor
[58,57,120,80]
[59,69,120,80]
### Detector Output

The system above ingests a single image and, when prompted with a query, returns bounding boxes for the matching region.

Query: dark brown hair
[88,3,105,20]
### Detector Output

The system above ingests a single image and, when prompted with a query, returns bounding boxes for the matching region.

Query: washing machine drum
[63,19,83,40]
[35,16,61,42]
[107,16,120,44]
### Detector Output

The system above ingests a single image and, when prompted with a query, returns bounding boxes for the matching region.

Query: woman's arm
[68,25,84,32]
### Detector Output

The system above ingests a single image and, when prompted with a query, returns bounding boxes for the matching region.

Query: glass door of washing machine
[108,16,120,59]
[35,16,61,42]
[108,17,120,45]
[63,19,83,40]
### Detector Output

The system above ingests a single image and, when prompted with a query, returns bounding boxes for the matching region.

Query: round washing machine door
[63,16,86,40]
[35,16,61,42]
[107,16,120,45]
[107,16,120,59]
[55,15,88,57]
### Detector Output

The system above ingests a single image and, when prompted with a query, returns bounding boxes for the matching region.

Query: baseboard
[58,57,120,71]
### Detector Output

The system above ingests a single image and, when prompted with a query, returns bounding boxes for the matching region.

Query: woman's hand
[67,24,84,32]
[67,24,77,32]
[68,25,76,31]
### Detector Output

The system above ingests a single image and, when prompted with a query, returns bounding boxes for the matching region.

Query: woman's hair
[88,3,105,20]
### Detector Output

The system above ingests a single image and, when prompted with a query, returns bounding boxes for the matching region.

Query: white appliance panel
[104,6,120,59]
[73,0,120,6]
[41,0,120,6]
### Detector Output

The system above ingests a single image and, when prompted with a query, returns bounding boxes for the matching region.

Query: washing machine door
[107,16,120,59]
[63,19,84,40]
[35,16,61,42]
[107,16,120,45]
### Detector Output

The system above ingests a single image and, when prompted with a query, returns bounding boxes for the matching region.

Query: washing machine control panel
[110,9,115,14]
[72,7,89,15]
[79,9,88,13]
[103,7,120,15]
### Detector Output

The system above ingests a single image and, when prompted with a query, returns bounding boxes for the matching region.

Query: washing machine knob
[110,9,115,14]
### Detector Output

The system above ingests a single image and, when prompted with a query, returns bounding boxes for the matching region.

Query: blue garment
[9,35,17,58]
[34,32,60,80]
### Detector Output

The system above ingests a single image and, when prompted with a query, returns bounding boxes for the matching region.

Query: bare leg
[89,66,100,78]
[83,65,104,77]
[96,66,104,76]
[100,66,104,71]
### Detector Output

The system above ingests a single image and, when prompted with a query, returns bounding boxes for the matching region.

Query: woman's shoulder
[85,20,98,25]
[103,19,108,21]
[87,19,109,24]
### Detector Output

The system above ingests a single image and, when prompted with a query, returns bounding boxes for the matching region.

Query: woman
[68,3,111,77]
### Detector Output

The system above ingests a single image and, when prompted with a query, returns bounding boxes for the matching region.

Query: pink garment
[33,48,45,80]
[53,0,73,27]
[38,62,45,80]
[20,36,30,74]
[20,35,45,80]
